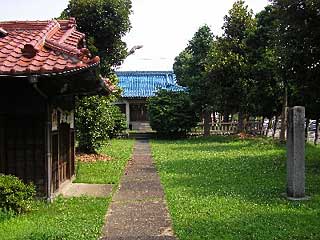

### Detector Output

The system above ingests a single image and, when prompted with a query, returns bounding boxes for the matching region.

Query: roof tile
[0,18,100,75]
[116,71,186,98]
[3,60,16,67]
[41,64,54,72]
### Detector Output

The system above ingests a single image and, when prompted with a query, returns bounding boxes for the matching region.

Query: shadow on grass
[152,135,320,207]
[156,135,286,154]
[174,209,320,240]
[152,136,320,239]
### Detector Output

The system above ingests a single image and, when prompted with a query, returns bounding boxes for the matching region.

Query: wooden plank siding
[0,79,76,197]
[0,114,46,195]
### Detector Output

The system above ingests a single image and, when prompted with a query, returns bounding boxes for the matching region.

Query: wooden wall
[0,78,77,197]
[0,79,47,195]
[0,114,46,194]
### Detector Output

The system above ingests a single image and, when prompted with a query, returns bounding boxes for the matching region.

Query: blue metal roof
[116,71,186,98]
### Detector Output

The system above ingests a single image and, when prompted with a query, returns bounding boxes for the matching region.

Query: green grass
[151,136,320,240]
[74,139,135,184]
[0,197,110,240]
[0,138,135,240]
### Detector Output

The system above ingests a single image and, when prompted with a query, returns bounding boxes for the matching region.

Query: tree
[206,0,256,132]
[147,90,199,138]
[173,25,214,136]
[60,0,132,152]
[271,0,320,140]
[75,96,126,153]
[246,6,283,122]
[271,0,320,112]
[61,0,132,76]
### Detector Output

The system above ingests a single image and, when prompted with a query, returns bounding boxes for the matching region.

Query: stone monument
[286,106,309,200]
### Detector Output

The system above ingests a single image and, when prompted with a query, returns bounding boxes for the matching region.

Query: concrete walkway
[100,139,176,240]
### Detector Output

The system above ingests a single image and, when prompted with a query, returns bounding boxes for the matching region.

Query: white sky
[1,0,269,71]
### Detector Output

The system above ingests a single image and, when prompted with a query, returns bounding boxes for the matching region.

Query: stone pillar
[286,106,307,199]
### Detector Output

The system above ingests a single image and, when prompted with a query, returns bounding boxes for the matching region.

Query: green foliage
[151,137,320,240]
[75,96,127,153]
[271,0,320,117]
[174,25,214,135]
[0,197,109,240]
[109,105,127,138]
[245,5,283,118]
[174,25,214,109]
[147,90,198,137]
[207,0,256,116]
[61,0,132,75]
[74,139,134,184]
[0,175,35,214]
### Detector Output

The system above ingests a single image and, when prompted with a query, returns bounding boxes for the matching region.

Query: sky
[1,0,270,71]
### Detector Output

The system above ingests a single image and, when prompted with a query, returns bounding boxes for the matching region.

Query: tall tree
[246,6,283,121]
[173,25,214,136]
[206,0,255,132]
[271,0,320,141]
[272,0,320,114]
[61,0,132,76]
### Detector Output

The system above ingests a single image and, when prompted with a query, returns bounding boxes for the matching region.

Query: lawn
[0,139,135,240]
[0,197,109,240]
[74,139,135,184]
[151,136,320,240]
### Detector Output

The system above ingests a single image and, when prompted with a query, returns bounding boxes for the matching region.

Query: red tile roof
[0,18,100,75]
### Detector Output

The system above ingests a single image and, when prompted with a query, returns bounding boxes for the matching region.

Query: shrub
[108,106,127,138]
[0,209,15,221]
[147,90,199,137]
[75,96,127,153]
[0,175,36,214]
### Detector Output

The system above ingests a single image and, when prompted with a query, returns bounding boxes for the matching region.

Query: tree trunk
[203,108,211,137]
[272,116,278,139]
[314,119,319,145]
[305,118,310,142]
[238,112,245,133]
[261,117,266,136]
[279,87,288,142]
[223,113,229,123]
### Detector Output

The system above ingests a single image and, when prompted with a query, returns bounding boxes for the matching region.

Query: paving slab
[101,139,176,240]
[62,183,113,197]
[102,201,174,239]
[113,180,164,201]
[101,237,176,240]
[121,172,160,182]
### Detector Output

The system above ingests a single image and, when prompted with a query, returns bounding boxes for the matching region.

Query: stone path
[100,139,176,240]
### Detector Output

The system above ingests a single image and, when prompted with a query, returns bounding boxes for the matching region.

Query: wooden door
[51,123,71,193]
[59,123,70,183]
[51,133,59,192]
[130,103,148,121]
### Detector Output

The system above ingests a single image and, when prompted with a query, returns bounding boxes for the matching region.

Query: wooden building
[115,71,185,131]
[0,18,113,199]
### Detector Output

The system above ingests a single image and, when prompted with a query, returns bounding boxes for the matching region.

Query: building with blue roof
[115,71,185,130]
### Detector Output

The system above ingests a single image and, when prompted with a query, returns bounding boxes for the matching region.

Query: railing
[211,122,237,134]
[194,121,264,135]
[245,121,263,135]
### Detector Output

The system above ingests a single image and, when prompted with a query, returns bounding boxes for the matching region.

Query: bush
[0,175,36,214]
[147,90,199,137]
[75,96,127,153]
[108,106,127,138]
